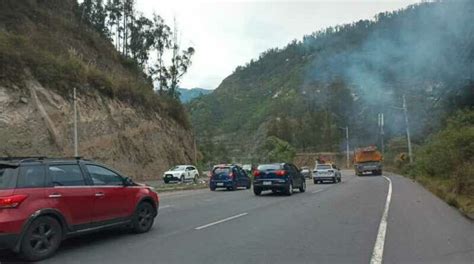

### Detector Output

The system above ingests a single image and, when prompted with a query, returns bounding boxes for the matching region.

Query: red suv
[0,157,159,261]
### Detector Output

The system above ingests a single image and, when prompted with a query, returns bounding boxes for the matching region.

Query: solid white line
[311,189,324,194]
[160,205,172,209]
[195,213,248,230]
[370,176,393,264]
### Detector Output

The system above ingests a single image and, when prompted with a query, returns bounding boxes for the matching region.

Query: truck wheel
[164,179,169,184]
[20,216,62,261]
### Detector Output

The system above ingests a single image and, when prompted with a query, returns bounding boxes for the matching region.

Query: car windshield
[257,164,282,171]
[171,166,187,171]
[0,165,18,190]
[317,165,331,170]
[213,167,231,174]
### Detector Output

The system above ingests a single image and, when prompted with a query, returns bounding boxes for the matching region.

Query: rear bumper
[313,177,336,181]
[0,233,19,250]
[253,180,289,190]
[210,181,235,188]
[356,168,382,174]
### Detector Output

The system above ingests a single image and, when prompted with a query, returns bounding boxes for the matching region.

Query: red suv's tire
[20,216,63,261]
[132,202,155,233]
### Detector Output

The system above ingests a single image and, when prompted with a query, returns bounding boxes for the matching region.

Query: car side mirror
[123,177,134,186]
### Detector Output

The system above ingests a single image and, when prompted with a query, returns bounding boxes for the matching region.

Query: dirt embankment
[0,80,195,180]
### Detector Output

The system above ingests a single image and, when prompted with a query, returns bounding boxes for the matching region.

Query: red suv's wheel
[132,202,155,233]
[20,216,62,261]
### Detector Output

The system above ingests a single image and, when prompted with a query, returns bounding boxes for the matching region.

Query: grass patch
[150,182,208,193]
[413,174,474,217]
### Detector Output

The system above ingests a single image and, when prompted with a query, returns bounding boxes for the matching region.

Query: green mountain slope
[189,1,474,162]
[178,88,212,103]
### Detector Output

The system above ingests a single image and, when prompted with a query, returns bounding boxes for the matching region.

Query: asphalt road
[1,171,473,263]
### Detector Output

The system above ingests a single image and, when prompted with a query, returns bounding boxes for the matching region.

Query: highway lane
[1,171,473,263]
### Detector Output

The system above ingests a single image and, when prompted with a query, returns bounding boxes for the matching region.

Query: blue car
[253,163,306,196]
[209,165,251,191]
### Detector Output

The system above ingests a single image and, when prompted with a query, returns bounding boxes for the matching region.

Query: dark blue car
[209,165,251,191]
[253,163,306,196]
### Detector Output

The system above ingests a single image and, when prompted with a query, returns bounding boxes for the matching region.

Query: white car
[163,165,200,183]
[312,164,341,184]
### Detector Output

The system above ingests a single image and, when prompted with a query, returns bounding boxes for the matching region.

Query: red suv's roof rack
[0,156,85,163]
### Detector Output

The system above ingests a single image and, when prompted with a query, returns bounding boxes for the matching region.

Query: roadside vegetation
[386,110,474,217]
[151,182,209,193]
[411,110,473,217]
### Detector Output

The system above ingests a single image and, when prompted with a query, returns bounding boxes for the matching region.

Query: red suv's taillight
[0,194,28,209]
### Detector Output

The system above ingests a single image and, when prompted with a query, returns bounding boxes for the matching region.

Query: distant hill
[189,0,474,162]
[178,88,212,103]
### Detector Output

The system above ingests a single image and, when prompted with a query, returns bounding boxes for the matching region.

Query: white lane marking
[160,205,173,209]
[311,189,324,194]
[370,176,393,264]
[195,213,248,230]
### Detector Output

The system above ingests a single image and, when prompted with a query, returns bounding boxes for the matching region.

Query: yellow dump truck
[354,146,383,176]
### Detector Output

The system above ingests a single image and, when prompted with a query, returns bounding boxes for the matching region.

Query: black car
[209,164,251,191]
[253,163,306,196]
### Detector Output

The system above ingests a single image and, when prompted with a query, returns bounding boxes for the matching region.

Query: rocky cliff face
[0,79,195,180]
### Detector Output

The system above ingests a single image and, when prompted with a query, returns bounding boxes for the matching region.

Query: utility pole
[193,132,197,165]
[345,126,350,169]
[73,88,78,157]
[403,95,413,163]
[378,113,385,154]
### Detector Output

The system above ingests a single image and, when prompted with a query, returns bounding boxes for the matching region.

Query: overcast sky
[135,0,421,89]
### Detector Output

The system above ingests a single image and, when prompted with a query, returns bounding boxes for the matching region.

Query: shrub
[415,109,474,196]
[259,136,296,163]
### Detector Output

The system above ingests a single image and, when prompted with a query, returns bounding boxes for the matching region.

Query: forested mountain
[189,0,473,163]
[178,88,212,103]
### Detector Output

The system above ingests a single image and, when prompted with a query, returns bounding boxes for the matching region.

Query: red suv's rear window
[0,166,18,190]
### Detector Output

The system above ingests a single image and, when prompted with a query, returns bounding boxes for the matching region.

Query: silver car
[312,164,342,184]
[300,167,311,178]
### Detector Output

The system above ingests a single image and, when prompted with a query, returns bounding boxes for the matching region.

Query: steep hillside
[0,0,194,179]
[189,0,474,162]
